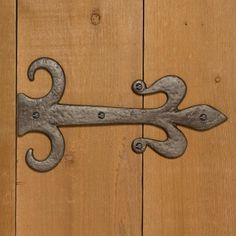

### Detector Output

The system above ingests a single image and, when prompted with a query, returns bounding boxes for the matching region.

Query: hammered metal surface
[17,58,227,172]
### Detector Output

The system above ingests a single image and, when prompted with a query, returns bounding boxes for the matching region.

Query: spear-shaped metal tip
[177,105,227,131]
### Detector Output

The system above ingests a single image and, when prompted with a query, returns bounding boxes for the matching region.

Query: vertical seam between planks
[15,0,18,235]
[141,0,145,235]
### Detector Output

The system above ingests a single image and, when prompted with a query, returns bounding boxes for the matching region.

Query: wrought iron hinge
[17,58,227,172]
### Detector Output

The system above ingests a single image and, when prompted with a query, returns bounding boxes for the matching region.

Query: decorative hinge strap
[17,58,227,172]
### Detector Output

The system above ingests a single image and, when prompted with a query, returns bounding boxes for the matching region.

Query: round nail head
[98,111,105,119]
[135,82,143,91]
[135,142,143,150]
[32,111,40,119]
[200,113,207,121]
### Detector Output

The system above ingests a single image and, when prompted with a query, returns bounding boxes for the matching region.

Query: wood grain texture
[144,1,236,235]
[0,1,16,235]
[17,1,142,235]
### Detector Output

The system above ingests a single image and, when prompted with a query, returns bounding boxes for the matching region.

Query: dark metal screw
[98,111,105,119]
[199,113,207,121]
[32,111,40,119]
[135,82,143,91]
[135,142,143,150]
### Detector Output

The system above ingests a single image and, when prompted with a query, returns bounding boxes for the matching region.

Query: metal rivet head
[98,111,105,119]
[135,142,143,150]
[135,82,143,91]
[199,113,207,121]
[32,111,40,119]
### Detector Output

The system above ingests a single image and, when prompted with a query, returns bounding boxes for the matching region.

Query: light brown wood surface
[7,0,236,235]
[144,0,236,235]
[17,0,142,235]
[0,1,16,235]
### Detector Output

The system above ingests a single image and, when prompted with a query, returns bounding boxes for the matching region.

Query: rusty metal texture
[17,58,227,172]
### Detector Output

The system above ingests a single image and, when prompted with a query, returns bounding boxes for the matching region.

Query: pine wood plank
[17,1,143,235]
[144,1,236,235]
[0,1,16,235]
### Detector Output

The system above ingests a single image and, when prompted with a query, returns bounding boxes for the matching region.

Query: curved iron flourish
[131,77,227,156]
[17,58,227,172]
[17,58,66,171]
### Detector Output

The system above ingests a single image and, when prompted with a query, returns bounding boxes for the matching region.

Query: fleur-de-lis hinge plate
[17,58,227,172]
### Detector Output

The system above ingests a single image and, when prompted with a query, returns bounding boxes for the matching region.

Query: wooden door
[0,0,235,235]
